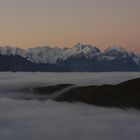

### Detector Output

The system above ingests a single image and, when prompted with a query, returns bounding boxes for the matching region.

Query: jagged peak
[0,44,139,65]
[104,45,135,57]
[73,43,101,55]
[74,43,99,50]
[0,46,26,56]
[105,45,128,52]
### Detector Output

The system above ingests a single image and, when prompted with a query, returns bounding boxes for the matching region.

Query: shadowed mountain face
[0,44,140,72]
[32,78,140,109]
[0,54,138,72]
[0,54,34,71]
[57,55,139,72]
[0,54,69,72]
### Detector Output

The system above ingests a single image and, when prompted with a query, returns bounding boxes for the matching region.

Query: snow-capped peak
[74,43,100,53]
[0,44,139,65]
[27,46,63,64]
[61,43,101,60]
[104,45,135,58]
[102,45,140,65]
[0,46,26,57]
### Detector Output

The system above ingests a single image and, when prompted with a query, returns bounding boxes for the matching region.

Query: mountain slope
[56,78,140,108]
[56,45,139,71]
[19,77,140,109]
[0,54,69,72]
[0,44,140,71]
[0,54,34,71]
[0,43,101,64]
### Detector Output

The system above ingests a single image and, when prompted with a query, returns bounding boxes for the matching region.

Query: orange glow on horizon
[0,0,139,52]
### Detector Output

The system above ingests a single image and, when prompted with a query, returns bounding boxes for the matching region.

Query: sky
[0,0,140,52]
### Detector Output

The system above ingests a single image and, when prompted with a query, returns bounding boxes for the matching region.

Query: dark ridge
[55,78,140,109]
[0,54,69,72]
[5,77,140,109]
[56,55,140,72]
[15,84,75,101]
[0,53,140,72]
[33,84,74,95]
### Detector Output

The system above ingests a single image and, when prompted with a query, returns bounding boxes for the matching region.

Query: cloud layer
[0,72,140,92]
[0,72,140,140]
[0,98,140,140]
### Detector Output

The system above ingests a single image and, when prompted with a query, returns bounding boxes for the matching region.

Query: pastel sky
[0,0,140,52]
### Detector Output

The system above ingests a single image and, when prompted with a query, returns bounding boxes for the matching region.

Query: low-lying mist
[0,72,140,92]
[0,72,140,140]
[0,98,140,140]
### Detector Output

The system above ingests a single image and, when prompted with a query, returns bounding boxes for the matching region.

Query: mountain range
[0,43,140,72]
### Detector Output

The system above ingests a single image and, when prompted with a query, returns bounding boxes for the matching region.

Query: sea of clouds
[0,72,140,92]
[0,98,140,140]
[0,72,140,140]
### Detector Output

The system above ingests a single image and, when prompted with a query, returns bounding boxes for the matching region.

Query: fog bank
[0,72,140,92]
[0,98,140,140]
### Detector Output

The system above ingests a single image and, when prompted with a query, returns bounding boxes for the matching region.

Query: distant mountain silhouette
[0,44,140,72]
[0,54,69,72]
[56,78,140,109]
[20,78,140,109]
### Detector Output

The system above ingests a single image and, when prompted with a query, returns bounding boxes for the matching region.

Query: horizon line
[0,43,137,53]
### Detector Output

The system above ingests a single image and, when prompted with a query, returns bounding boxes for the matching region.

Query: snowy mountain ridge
[0,43,139,65]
